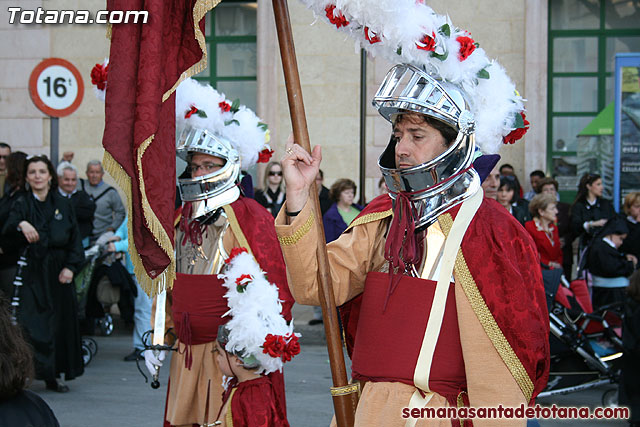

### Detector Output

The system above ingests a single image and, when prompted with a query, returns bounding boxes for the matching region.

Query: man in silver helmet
[275,65,548,425]
[145,79,293,427]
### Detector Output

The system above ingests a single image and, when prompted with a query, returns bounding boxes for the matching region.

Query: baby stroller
[539,266,624,406]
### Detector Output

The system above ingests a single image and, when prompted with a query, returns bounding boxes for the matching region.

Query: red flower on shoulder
[325,5,349,28]
[258,148,274,163]
[184,106,199,119]
[262,334,286,358]
[90,63,109,90]
[416,32,436,52]
[219,101,232,112]
[225,247,248,264]
[456,35,476,61]
[282,335,301,362]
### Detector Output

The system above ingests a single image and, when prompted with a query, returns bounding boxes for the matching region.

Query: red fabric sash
[171,273,229,368]
[351,272,466,400]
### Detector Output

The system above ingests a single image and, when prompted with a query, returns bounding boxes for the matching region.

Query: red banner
[102,0,219,295]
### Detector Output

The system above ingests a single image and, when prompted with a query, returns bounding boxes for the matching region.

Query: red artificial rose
[90,63,108,90]
[456,36,476,61]
[364,27,381,44]
[258,148,274,163]
[325,5,349,28]
[503,112,530,145]
[282,335,301,362]
[219,101,232,112]
[416,32,436,52]
[262,334,287,358]
[184,106,198,119]
[225,247,248,264]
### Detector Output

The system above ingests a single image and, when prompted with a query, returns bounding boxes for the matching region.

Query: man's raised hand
[281,135,322,212]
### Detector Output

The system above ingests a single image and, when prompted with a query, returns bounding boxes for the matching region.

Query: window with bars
[195,1,258,111]
[547,0,640,202]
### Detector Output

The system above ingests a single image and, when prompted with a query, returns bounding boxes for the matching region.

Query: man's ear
[232,355,244,367]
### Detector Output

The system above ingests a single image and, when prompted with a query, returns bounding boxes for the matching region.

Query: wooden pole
[271,1,357,426]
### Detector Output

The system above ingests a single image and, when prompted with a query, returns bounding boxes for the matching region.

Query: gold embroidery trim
[162,0,221,102]
[330,383,360,396]
[222,205,252,255]
[439,213,535,401]
[225,387,238,426]
[345,209,393,232]
[278,214,314,246]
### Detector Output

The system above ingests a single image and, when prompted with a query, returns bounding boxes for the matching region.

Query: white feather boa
[299,0,527,153]
[219,250,299,374]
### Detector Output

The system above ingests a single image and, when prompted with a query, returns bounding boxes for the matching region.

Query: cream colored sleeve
[455,281,527,427]
[275,200,386,306]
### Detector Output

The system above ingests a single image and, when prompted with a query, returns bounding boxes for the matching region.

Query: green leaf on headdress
[225,119,240,126]
[258,122,269,131]
[231,99,240,113]
[439,23,451,38]
[477,68,490,79]
[432,50,448,61]
[474,42,480,48]
[196,110,208,118]
[396,46,403,56]
[513,112,525,129]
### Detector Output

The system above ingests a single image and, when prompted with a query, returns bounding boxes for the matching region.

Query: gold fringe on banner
[162,0,222,102]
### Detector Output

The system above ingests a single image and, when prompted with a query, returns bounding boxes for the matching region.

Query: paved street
[31,306,628,426]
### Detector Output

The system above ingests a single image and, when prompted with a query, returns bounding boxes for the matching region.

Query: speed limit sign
[29,58,84,117]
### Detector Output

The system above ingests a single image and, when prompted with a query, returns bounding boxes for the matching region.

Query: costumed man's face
[393,114,448,169]
[482,166,500,200]
[59,169,78,194]
[189,153,226,178]
[86,164,104,186]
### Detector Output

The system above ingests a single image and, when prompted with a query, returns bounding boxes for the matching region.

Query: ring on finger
[285,147,294,156]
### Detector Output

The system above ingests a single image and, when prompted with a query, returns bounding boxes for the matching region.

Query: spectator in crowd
[0,152,27,298]
[539,177,574,277]
[570,173,616,269]
[106,217,151,362]
[0,296,60,426]
[316,169,332,216]
[524,170,545,201]
[57,162,96,248]
[0,142,10,198]
[61,151,74,164]
[525,193,563,269]
[1,155,84,392]
[621,192,640,263]
[80,160,126,243]
[481,163,500,200]
[323,178,363,244]
[254,161,285,218]
[378,176,389,196]
[499,163,514,176]
[620,269,640,426]
[587,216,637,309]
[497,176,530,225]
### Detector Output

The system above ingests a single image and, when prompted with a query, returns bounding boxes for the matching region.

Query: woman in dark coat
[323,179,363,243]
[1,156,84,392]
[621,192,640,263]
[570,173,616,269]
[255,162,285,218]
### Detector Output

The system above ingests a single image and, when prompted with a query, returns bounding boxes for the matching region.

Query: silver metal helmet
[176,127,241,219]
[373,64,481,229]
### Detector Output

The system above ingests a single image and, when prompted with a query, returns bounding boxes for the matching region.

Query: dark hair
[0,296,34,400]
[498,176,518,204]
[329,178,357,202]
[499,164,514,173]
[530,170,545,179]
[538,177,559,192]
[24,155,58,191]
[318,169,324,179]
[394,113,458,147]
[573,173,601,206]
[628,270,640,304]
[5,151,28,192]
[0,142,11,150]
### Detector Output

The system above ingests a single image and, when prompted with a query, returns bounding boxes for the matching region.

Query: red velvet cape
[221,376,290,427]
[340,194,550,402]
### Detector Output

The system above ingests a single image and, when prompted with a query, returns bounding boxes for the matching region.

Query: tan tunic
[155,215,239,427]
[275,201,526,426]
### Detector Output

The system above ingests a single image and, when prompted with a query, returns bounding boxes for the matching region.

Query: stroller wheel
[82,342,93,366]
[602,388,618,407]
[83,337,98,356]
[98,313,114,336]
